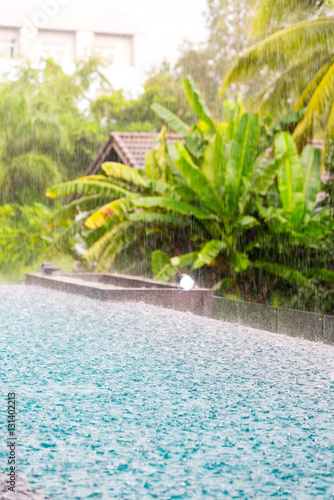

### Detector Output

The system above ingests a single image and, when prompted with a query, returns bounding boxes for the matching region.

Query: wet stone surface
[0,472,46,499]
[0,286,334,499]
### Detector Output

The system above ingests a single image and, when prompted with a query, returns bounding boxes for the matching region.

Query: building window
[0,39,17,59]
[93,45,116,65]
[40,42,67,64]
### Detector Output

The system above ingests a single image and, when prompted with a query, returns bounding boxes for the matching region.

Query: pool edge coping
[25,273,334,346]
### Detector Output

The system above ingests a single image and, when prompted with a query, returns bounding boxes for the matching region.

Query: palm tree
[221,0,334,155]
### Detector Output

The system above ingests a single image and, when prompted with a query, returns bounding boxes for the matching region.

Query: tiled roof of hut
[86,132,182,176]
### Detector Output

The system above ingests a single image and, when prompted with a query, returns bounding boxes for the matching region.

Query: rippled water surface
[0,286,334,499]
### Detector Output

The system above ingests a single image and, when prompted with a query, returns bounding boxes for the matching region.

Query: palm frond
[324,97,334,157]
[251,0,326,36]
[294,56,334,110]
[293,60,334,148]
[246,53,329,116]
[221,17,334,95]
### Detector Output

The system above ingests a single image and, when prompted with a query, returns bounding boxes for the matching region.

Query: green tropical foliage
[0,58,105,204]
[48,77,334,311]
[0,203,54,275]
[0,57,108,280]
[91,68,197,133]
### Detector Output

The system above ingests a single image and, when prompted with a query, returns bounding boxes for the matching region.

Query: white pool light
[179,274,195,291]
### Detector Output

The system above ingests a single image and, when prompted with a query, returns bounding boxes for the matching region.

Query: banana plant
[257,132,333,237]
[248,131,334,287]
[151,79,245,165]
[140,111,263,281]
[47,77,334,295]
[149,127,334,289]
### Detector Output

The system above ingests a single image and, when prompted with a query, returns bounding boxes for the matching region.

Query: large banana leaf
[184,76,216,132]
[131,196,215,220]
[54,209,97,243]
[224,113,260,217]
[85,221,139,268]
[52,194,111,222]
[305,210,334,238]
[192,240,226,270]
[102,162,148,188]
[234,215,260,233]
[152,250,171,277]
[252,156,279,196]
[46,176,134,199]
[151,103,190,137]
[175,143,224,216]
[152,250,198,282]
[253,261,312,288]
[275,132,305,228]
[305,268,334,283]
[127,211,187,225]
[145,127,173,184]
[202,129,226,187]
[300,145,321,216]
[85,198,131,230]
[148,179,176,198]
[230,252,251,273]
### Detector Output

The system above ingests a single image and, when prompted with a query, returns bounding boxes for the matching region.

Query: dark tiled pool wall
[324,315,334,344]
[206,296,333,345]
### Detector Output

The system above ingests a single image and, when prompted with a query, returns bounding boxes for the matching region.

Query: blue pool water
[0,286,334,499]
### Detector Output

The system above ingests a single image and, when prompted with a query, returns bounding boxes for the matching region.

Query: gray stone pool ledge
[25,272,334,346]
[25,273,213,316]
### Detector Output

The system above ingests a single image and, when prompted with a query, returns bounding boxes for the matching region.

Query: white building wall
[0,28,20,59]
[76,30,95,62]
[38,29,75,65]
[0,26,135,68]
[93,33,133,67]
[133,34,145,69]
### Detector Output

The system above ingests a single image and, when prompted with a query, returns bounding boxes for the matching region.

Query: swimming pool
[0,286,333,498]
